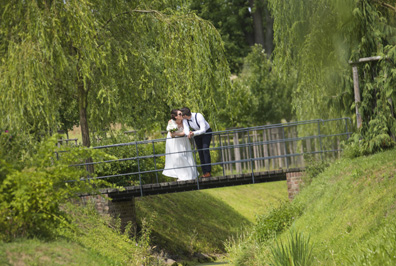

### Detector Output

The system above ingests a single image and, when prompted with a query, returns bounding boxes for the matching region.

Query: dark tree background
[189,0,273,73]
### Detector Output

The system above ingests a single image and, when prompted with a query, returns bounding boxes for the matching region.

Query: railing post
[136,142,143,197]
[282,126,289,169]
[233,131,242,174]
[317,120,323,161]
[247,130,255,183]
[218,134,226,177]
[345,118,350,139]
[227,133,232,174]
[152,142,159,184]
[192,140,200,190]
[263,129,269,170]
[276,127,283,168]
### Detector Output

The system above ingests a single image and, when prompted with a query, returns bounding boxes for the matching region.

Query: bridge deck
[97,167,304,201]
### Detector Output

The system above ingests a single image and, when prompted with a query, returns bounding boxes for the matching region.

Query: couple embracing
[162,107,212,181]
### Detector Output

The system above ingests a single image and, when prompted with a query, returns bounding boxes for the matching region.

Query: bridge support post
[79,194,137,235]
[286,172,304,201]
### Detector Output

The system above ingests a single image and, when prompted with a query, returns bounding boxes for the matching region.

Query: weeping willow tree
[0,0,231,148]
[268,0,396,154]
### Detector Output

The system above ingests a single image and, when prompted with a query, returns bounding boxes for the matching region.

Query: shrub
[0,129,29,170]
[343,131,395,159]
[0,136,110,241]
[253,201,303,244]
[303,156,330,185]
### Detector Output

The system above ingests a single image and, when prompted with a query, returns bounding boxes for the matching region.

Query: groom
[181,107,212,178]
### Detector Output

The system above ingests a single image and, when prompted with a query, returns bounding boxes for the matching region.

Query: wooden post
[300,139,305,167]
[263,129,270,170]
[352,65,362,129]
[306,138,311,163]
[227,134,232,174]
[244,134,250,171]
[349,56,382,129]
[253,130,260,170]
[270,128,276,169]
[277,128,283,168]
[220,136,227,174]
[233,132,242,174]
[288,129,295,167]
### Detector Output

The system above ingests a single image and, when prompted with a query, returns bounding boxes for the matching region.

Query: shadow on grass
[135,190,252,256]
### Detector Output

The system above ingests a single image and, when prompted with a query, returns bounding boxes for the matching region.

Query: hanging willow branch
[103,9,165,28]
[373,0,396,12]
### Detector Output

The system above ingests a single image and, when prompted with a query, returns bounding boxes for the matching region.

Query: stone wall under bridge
[286,171,304,200]
[78,194,137,235]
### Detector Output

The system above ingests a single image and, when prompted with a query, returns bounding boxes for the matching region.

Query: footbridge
[74,118,352,201]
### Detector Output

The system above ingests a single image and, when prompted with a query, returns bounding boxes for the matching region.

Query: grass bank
[0,203,158,266]
[227,148,396,265]
[0,181,288,265]
[135,181,288,256]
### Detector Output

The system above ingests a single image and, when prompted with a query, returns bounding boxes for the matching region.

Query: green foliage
[303,156,330,184]
[268,0,396,155]
[0,0,231,144]
[344,131,395,158]
[218,44,293,127]
[253,201,302,244]
[0,136,111,241]
[0,129,30,170]
[269,0,355,122]
[188,0,252,73]
[270,229,314,266]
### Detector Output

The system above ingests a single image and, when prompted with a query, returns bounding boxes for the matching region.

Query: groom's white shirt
[183,112,210,137]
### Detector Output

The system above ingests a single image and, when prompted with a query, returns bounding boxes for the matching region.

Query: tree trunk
[263,4,274,55]
[78,83,91,148]
[249,0,265,47]
[78,82,94,174]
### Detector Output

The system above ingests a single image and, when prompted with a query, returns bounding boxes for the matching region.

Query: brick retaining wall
[286,172,304,200]
[79,194,137,235]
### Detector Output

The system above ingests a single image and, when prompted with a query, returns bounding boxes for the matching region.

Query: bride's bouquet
[166,119,178,133]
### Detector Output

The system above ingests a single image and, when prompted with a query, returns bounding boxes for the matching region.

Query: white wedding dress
[162,124,199,181]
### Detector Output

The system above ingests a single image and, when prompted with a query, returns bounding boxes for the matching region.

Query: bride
[162,109,199,181]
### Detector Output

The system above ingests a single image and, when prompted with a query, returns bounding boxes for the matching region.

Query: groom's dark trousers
[194,128,212,174]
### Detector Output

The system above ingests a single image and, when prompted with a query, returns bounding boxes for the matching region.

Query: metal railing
[70,118,352,195]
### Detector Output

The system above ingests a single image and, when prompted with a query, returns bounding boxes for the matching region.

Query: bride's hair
[171,109,179,121]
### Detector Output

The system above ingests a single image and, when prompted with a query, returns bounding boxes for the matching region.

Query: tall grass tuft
[270,229,314,266]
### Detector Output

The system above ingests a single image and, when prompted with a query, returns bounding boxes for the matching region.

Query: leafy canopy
[268,0,396,153]
[0,0,231,144]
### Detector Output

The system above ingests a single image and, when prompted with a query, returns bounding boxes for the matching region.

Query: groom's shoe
[201,172,211,178]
